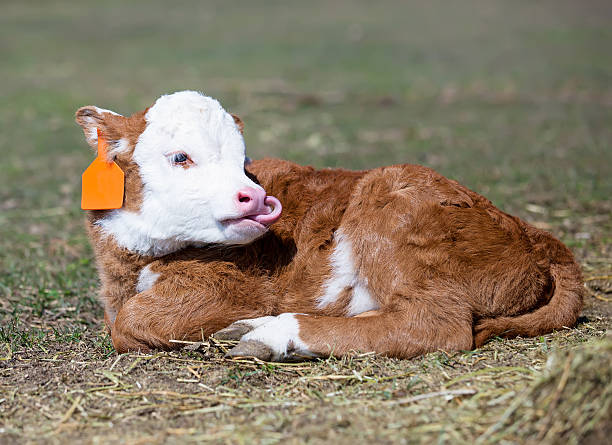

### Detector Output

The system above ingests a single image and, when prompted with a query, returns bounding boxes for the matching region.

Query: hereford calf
[75,91,583,361]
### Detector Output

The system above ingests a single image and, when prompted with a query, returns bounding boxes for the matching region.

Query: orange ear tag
[81,129,124,210]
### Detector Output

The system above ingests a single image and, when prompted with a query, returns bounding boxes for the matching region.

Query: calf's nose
[235,187,267,215]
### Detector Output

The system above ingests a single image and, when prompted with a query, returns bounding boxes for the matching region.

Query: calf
[75,91,583,361]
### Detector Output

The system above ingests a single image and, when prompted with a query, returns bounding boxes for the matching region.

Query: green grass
[1,0,611,443]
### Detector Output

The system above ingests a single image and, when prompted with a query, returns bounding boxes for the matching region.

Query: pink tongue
[249,196,282,226]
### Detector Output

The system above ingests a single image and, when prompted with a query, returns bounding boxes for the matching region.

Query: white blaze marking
[241,313,313,360]
[317,230,379,316]
[136,264,160,293]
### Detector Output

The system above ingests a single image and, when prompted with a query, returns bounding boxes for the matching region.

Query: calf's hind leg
[218,303,474,361]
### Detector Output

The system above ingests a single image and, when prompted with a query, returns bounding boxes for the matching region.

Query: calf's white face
[76,91,282,256]
[133,92,282,247]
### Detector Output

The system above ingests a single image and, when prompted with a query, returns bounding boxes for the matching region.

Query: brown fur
[76,109,584,358]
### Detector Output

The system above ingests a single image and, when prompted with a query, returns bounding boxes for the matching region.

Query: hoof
[226,340,275,361]
[213,322,255,341]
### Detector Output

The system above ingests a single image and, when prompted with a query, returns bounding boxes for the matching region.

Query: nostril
[236,187,266,212]
[237,188,258,207]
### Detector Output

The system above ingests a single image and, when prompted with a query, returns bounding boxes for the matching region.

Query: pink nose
[235,187,267,215]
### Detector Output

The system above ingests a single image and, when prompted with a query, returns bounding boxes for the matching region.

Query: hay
[480,335,612,444]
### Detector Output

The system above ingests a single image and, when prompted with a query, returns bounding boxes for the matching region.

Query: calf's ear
[75,106,123,149]
[231,113,244,134]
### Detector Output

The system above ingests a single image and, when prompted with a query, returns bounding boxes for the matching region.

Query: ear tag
[81,129,124,210]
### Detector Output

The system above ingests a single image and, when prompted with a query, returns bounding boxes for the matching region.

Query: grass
[0,0,611,443]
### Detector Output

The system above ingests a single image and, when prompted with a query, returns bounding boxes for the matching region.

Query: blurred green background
[1,0,611,334]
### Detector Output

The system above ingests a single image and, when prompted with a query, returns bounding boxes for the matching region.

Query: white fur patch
[112,138,130,155]
[88,127,99,144]
[136,264,160,293]
[241,314,314,360]
[97,211,194,257]
[231,316,277,329]
[94,106,122,117]
[348,280,377,316]
[317,230,379,316]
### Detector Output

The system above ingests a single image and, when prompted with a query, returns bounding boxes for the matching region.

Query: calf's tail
[474,242,584,347]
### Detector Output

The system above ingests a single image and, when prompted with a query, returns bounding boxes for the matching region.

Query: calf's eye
[167,151,193,167]
[173,152,188,163]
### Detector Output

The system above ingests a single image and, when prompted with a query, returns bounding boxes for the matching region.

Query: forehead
[140,91,241,152]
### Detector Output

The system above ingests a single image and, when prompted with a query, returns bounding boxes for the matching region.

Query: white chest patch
[97,211,193,257]
[136,264,161,293]
[317,230,379,316]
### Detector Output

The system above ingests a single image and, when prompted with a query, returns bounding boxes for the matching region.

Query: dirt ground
[0,309,610,444]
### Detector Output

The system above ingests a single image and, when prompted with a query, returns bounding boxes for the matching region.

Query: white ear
[75,106,123,148]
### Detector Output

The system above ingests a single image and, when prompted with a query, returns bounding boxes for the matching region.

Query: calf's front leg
[111,288,273,353]
[216,306,474,361]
